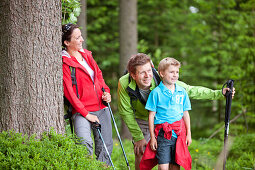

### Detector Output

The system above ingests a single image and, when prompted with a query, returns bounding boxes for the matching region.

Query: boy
[141,57,192,170]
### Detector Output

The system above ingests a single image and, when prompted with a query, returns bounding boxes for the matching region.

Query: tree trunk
[0,0,65,136]
[119,0,137,73]
[78,0,87,48]
[119,0,137,139]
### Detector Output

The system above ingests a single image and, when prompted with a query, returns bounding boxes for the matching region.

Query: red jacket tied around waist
[62,49,110,118]
[139,118,192,170]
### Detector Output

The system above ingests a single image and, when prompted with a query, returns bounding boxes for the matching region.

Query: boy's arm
[176,80,223,100]
[149,111,157,151]
[183,110,192,146]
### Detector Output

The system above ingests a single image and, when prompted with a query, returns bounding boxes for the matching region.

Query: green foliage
[136,0,255,137]
[111,134,255,169]
[62,0,81,24]
[0,130,109,170]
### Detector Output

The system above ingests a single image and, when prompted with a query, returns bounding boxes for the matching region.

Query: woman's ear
[64,40,69,47]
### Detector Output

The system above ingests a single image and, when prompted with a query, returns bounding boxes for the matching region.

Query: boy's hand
[150,137,157,151]
[186,133,192,146]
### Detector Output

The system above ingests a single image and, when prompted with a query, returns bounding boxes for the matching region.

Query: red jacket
[62,49,110,118]
[140,119,192,170]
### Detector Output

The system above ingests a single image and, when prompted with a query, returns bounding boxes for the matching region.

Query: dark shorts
[156,129,178,165]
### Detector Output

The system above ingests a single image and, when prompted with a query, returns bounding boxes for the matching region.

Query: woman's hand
[85,113,100,123]
[150,137,157,151]
[102,92,111,103]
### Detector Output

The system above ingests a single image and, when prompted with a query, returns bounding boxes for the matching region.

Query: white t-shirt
[78,58,95,82]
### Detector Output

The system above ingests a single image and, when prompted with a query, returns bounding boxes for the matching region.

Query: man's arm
[177,80,223,100]
[117,79,144,142]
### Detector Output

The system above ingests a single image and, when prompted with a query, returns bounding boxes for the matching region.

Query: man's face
[131,62,153,90]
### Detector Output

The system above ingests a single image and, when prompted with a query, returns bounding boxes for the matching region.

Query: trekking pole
[92,122,115,170]
[222,80,234,170]
[102,88,130,170]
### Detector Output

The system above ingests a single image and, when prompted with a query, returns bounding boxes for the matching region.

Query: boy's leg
[158,163,169,170]
[169,164,180,170]
[72,113,93,155]
[93,108,113,166]
[156,129,178,170]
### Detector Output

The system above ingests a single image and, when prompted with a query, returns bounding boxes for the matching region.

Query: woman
[62,23,113,165]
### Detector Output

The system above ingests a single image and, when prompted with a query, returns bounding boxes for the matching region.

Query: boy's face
[159,65,179,86]
[131,62,153,90]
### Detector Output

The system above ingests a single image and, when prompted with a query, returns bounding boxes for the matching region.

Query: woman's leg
[72,113,93,155]
[92,108,113,165]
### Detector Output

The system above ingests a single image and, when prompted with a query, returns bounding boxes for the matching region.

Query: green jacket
[117,73,223,142]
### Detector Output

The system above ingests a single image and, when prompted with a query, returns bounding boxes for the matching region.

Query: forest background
[0,0,254,169]
[63,0,255,138]
[62,0,255,169]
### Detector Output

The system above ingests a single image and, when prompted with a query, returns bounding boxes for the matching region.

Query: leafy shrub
[0,129,109,170]
[111,133,255,170]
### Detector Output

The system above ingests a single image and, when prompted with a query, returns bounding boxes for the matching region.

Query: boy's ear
[159,71,164,78]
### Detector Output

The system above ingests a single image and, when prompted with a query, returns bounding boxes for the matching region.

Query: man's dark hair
[127,53,151,75]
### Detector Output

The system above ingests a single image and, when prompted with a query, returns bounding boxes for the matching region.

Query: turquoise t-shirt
[145,81,191,138]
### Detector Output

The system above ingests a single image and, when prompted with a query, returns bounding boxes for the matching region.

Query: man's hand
[134,138,147,155]
[222,87,236,99]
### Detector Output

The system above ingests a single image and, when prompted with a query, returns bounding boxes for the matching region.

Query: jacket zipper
[93,81,101,110]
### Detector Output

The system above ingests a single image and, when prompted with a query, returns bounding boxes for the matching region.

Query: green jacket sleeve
[117,80,144,142]
[176,81,224,100]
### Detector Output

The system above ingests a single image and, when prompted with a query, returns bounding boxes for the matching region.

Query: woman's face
[65,28,84,51]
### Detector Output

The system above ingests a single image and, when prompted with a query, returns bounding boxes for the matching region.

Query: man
[117,53,235,170]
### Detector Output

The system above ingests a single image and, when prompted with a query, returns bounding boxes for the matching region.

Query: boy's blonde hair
[158,57,181,74]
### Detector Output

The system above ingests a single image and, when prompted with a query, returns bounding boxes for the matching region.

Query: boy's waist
[154,119,184,139]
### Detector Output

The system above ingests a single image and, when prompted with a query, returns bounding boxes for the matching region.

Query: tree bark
[119,0,137,73]
[78,0,87,48]
[119,0,137,139]
[0,0,64,136]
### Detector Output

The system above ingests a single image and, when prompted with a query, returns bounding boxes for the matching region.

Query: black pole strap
[222,79,234,170]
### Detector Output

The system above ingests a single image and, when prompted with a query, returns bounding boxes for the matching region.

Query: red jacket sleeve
[63,63,89,117]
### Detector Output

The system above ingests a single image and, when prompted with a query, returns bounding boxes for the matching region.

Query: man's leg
[72,113,93,155]
[135,153,144,170]
[134,119,151,170]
